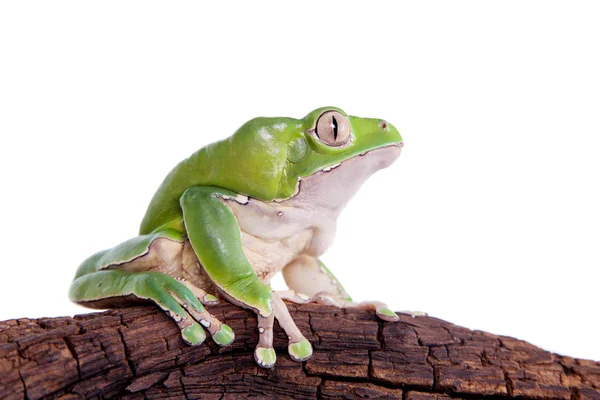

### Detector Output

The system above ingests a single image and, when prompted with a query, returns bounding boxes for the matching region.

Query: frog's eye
[315,111,351,147]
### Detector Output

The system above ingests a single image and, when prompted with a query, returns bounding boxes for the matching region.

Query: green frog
[69,107,419,368]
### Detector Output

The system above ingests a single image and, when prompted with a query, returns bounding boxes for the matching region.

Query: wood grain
[1,303,598,399]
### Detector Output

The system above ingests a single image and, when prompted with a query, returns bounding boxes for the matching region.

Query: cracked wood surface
[1,303,599,399]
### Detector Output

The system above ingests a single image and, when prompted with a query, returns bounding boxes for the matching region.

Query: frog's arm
[282,255,403,321]
[179,186,273,317]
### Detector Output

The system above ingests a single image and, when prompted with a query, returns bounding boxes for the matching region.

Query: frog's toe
[376,307,400,322]
[180,322,207,345]
[159,280,234,347]
[397,310,428,318]
[185,307,235,347]
[288,338,313,362]
[311,292,341,307]
[339,299,416,322]
[275,290,311,304]
[134,273,212,346]
[201,293,220,305]
[254,346,276,368]
[212,323,235,346]
[178,279,220,305]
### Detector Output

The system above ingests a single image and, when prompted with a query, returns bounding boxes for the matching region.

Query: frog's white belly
[229,191,340,283]
[227,178,344,283]
[239,229,314,282]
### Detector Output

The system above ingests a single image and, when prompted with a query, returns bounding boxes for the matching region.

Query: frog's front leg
[180,186,312,368]
[282,255,426,321]
[253,293,312,367]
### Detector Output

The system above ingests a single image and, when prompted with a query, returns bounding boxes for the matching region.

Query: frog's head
[278,106,403,198]
[220,107,403,201]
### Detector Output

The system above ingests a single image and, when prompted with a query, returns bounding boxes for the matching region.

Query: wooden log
[1,303,599,399]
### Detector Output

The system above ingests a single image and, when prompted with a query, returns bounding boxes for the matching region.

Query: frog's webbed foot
[310,291,343,307]
[281,256,426,324]
[338,299,427,321]
[298,291,426,321]
[254,292,313,368]
[275,290,311,304]
[396,310,428,317]
[136,272,234,347]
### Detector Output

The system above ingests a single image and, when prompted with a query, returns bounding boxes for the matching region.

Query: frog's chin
[315,142,403,175]
[287,143,402,208]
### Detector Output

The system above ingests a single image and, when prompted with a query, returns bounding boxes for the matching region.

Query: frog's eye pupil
[314,110,351,147]
[332,116,338,141]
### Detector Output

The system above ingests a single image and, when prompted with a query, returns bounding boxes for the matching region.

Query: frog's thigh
[282,255,350,301]
[74,229,185,279]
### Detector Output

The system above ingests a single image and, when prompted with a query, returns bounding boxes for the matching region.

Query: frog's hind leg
[69,230,233,346]
[282,255,426,321]
[274,290,311,304]
[70,269,233,346]
[282,255,352,302]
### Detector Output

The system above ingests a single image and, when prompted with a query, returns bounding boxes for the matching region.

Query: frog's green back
[139,117,297,235]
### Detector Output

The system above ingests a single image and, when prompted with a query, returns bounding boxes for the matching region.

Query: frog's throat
[277,143,403,203]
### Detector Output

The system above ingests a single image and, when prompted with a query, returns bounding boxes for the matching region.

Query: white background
[1,2,598,361]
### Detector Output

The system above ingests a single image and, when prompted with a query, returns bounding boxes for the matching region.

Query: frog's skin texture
[69,107,417,368]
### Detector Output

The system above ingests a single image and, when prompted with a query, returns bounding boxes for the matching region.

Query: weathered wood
[1,303,598,399]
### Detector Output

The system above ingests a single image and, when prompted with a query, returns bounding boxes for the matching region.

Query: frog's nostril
[379,120,388,130]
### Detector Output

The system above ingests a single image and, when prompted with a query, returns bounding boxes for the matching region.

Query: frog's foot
[275,290,311,304]
[137,272,234,347]
[396,310,428,317]
[310,291,343,307]
[178,278,220,305]
[253,292,313,367]
[340,300,427,322]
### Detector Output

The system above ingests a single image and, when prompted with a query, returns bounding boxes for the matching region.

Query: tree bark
[1,303,598,400]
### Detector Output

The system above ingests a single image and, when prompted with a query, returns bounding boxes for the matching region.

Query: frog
[69,106,417,368]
